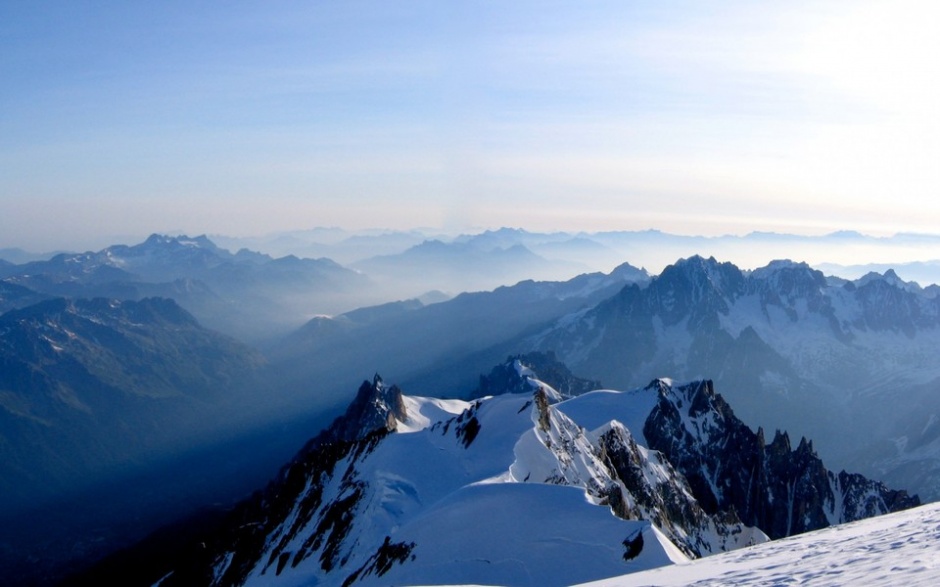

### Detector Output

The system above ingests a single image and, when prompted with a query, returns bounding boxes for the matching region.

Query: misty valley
[2,228,940,586]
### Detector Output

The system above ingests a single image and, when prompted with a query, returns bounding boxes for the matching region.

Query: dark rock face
[650,256,746,330]
[751,261,831,319]
[854,278,925,336]
[157,377,404,587]
[522,385,762,558]
[341,537,416,587]
[641,379,920,540]
[327,375,408,443]
[454,410,482,448]
[597,422,749,558]
[622,530,644,561]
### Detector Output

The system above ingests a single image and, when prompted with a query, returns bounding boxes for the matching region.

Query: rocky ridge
[149,359,917,587]
[529,255,940,499]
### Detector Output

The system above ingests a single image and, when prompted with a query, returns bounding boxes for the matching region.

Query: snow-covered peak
[153,375,916,587]
[141,233,216,250]
[748,258,816,281]
[664,255,743,291]
[396,395,471,434]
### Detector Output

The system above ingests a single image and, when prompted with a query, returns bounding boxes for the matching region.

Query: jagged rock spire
[641,379,919,539]
[328,374,408,443]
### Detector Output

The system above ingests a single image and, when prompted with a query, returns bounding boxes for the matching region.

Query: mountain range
[209,227,940,284]
[526,256,940,501]
[350,238,590,296]
[0,234,370,342]
[265,259,649,400]
[267,254,940,503]
[3,231,940,585]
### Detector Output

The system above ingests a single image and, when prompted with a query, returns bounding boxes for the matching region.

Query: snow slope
[369,483,687,587]
[577,500,940,587]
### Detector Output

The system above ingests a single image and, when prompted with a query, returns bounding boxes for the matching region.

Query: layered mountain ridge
[528,255,940,499]
[4,238,939,585]
[258,252,940,500]
[0,234,369,342]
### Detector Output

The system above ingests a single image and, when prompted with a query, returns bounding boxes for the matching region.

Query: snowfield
[577,500,940,587]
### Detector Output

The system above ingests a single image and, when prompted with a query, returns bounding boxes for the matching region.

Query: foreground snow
[577,501,940,587]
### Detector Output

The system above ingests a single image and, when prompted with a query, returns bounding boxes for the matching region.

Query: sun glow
[795,1,940,115]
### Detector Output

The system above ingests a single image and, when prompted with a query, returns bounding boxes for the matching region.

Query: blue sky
[2,1,939,250]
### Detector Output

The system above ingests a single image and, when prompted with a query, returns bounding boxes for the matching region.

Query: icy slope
[577,500,940,587]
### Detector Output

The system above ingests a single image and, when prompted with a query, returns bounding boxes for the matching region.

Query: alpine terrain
[0,234,370,342]
[527,255,940,500]
[143,357,916,587]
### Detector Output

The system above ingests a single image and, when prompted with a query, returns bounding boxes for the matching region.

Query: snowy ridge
[154,363,916,587]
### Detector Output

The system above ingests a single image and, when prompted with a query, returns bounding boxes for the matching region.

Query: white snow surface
[557,388,659,445]
[397,395,472,433]
[575,500,940,587]
[383,483,687,587]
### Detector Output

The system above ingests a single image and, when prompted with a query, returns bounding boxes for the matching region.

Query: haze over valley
[1,228,940,585]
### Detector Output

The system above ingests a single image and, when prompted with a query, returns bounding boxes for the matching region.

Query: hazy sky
[2,0,940,250]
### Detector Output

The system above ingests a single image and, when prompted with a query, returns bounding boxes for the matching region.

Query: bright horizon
[3,1,940,252]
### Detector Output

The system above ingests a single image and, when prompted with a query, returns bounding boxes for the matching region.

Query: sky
[2,0,940,251]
